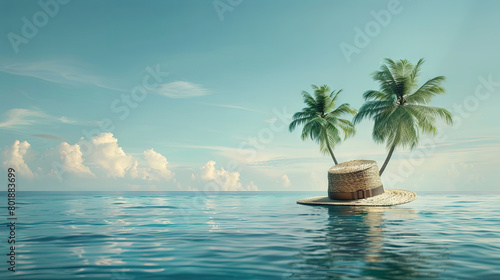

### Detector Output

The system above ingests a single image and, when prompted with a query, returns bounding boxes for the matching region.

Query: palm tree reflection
[285,207,449,279]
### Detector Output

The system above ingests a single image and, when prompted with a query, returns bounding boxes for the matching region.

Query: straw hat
[297,160,417,206]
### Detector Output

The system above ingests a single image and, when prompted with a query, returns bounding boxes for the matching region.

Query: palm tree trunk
[325,140,338,165]
[379,144,395,176]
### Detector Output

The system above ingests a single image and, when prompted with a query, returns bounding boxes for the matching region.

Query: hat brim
[297,189,417,206]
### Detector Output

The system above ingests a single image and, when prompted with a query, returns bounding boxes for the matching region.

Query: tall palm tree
[289,85,357,165]
[353,58,453,175]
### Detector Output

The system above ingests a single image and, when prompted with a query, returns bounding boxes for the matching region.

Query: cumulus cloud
[1,133,178,185]
[280,174,291,188]
[152,81,209,98]
[128,150,174,181]
[58,142,93,176]
[129,160,140,179]
[143,149,174,181]
[3,140,34,178]
[246,181,259,191]
[197,160,243,191]
[88,133,132,177]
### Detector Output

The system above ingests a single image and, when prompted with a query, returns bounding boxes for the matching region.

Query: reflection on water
[285,206,450,279]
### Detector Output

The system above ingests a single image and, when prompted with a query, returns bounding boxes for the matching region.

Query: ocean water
[1,191,499,280]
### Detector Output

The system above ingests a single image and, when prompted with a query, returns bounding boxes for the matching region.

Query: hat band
[329,185,384,200]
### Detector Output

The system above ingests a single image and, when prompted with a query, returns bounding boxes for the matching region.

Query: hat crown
[328,160,377,175]
[328,160,382,194]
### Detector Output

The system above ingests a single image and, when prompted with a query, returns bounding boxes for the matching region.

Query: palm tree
[353,58,453,175]
[289,85,357,165]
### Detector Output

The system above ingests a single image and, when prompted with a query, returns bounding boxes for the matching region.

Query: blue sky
[1,0,499,191]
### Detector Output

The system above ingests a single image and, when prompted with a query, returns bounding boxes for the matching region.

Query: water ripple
[0,192,498,279]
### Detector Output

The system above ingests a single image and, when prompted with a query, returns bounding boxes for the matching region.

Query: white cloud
[0,108,47,128]
[88,133,132,177]
[280,174,291,188]
[152,81,209,98]
[0,108,81,129]
[2,140,34,178]
[58,142,93,176]
[129,160,140,179]
[58,116,77,124]
[128,149,174,181]
[246,181,259,191]
[0,134,177,185]
[196,160,243,191]
[0,60,121,91]
[204,103,262,113]
[143,148,174,181]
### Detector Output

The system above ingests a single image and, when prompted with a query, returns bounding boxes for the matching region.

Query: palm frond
[300,117,322,141]
[301,91,316,108]
[372,106,419,149]
[409,58,424,85]
[353,100,396,124]
[289,117,311,132]
[319,122,342,155]
[363,90,393,101]
[405,105,453,125]
[372,64,397,96]
[325,89,342,112]
[329,103,357,118]
[405,76,446,104]
[336,118,356,139]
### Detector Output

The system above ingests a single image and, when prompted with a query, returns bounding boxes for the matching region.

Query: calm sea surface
[1,191,499,280]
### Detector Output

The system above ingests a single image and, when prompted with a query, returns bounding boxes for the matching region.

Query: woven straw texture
[328,160,382,193]
[297,189,417,206]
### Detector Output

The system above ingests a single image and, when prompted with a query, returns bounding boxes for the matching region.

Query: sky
[1,0,499,192]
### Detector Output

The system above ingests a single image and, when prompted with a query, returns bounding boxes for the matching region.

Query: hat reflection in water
[283,207,445,280]
[297,160,417,206]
